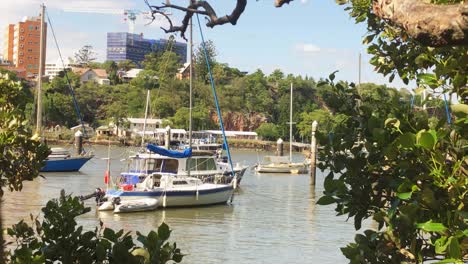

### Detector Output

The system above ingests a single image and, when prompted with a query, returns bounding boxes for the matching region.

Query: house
[72,67,110,85]
[122,68,143,82]
[96,125,114,137]
[117,118,164,138]
[176,63,190,80]
[70,124,95,138]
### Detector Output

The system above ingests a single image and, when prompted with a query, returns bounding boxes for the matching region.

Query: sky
[0,0,413,89]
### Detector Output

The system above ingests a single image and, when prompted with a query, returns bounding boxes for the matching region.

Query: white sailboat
[97,16,235,212]
[255,83,308,174]
[37,5,93,172]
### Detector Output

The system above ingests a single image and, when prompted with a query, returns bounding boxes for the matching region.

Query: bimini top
[146,144,192,158]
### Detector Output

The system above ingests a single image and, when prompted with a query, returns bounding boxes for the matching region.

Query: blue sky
[1,0,412,88]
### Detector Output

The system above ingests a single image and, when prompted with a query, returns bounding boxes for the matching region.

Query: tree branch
[275,0,294,8]
[145,0,247,40]
[373,0,468,47]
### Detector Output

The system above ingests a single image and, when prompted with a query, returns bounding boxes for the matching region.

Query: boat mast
[142,88,150,146]
[188,6,193,177]
[35,4,46,135]
[289,82,293,162]
[188,16,193,149]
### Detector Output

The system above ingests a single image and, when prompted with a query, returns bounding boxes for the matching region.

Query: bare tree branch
[144,0,467,47]
[145,0,247,40]
[373,0,468,47]
[275,0,294,8]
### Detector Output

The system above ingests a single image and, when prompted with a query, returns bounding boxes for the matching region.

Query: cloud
[295,43,321,53]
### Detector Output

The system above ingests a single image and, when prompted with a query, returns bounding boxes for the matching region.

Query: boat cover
[146,144,192,158]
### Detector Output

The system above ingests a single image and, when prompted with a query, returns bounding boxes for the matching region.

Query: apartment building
[3,15,46,78]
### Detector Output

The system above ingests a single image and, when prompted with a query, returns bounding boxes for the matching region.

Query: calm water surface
[2,145,360,263]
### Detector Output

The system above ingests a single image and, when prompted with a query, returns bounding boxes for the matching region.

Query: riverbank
[44,137,310,153]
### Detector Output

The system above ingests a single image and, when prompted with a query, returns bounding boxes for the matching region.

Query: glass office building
[106,32,187,65]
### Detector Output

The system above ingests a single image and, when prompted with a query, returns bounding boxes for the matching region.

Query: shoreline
[44,137,311,153]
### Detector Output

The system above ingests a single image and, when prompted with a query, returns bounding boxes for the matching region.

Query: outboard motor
[95,188,107,206]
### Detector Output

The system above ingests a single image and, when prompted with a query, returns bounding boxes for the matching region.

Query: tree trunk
[373,0,468,47]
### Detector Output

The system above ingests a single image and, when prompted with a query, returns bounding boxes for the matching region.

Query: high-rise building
[2,15,46,78]
[106,32,187,66]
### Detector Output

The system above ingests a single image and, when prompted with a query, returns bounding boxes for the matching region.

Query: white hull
[255,163,308,174]
[104,185,234,208]
[113,198,159,213]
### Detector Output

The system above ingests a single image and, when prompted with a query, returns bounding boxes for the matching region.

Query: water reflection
[2,147,365,264]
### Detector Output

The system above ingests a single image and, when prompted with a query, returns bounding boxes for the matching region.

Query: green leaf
[417,73,439,88]
[452,72,466,89]
[447,236,461,259]
[435,236,448,254]
[384,118,400,129]
[416,221,447,233]
[399,133,415,148]
[396,192,412,200]
[317,195,336,205]
[132,248,150,261]
[434,259,464,264]
[328,71,338,82]
[416,131,436,150]
[451,104,468,115]
[158,222,171,241]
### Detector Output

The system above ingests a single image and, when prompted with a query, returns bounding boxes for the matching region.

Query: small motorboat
[98,197,159,213]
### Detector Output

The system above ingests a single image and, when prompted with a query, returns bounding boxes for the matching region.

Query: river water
[2,145,361,263]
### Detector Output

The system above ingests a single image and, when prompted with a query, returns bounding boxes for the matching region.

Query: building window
[19,60,23,64]
[29,25,33,30]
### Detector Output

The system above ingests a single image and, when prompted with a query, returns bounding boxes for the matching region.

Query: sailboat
[255,83,308,174]
[96,16,235,211]
[36,4,93,172]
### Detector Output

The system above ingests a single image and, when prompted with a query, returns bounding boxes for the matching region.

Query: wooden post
[310,121,318,186]
[75,130,83,155]
[277,138,284,156]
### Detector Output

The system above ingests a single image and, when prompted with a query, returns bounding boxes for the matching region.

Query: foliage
[316,75,467,263]
[0,73,50,196]
[255,123,280,141]
[195,40,217,83]
[0,73,50,262]
[336,0,467,97]
[74,45,98,67]
[6,190,184,263]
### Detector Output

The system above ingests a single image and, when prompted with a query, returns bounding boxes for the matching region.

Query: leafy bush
[6,190,184,263]
[316,76,467,263]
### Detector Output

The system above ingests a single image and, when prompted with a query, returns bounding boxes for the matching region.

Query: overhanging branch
[373,0,468,47]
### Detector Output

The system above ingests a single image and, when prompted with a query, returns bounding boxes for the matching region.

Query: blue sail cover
[146,144,192,158]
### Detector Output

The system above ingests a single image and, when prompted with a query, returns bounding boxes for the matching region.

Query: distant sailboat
[255,83,308,174]
[37,4,93,172]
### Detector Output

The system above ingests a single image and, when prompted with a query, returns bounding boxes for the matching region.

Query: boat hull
[105,185,234,208]
[255,164,308,174]
[41,156,92,172]
[114,198,159,213]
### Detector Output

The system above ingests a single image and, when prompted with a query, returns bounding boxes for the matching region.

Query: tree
[194,40,217,83]
[0,73,50,262]
[255,123,280,141]
[74,45,98,67]
[102,60,120,85]
[315,75,467,263]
